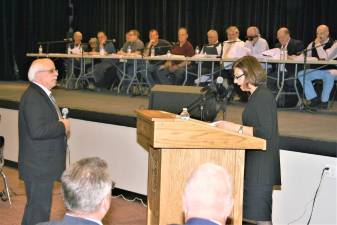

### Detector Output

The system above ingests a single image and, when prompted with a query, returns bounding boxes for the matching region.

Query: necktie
[49,94,62,119]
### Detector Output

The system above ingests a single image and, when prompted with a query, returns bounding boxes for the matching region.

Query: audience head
[178,27,189,44]
[207,29,219,45]
[97,31,107,45]
[316,24,330,44]
[226,26,240,41]
[277,27,290,46]
[232,55,266,92]
[28,58,58,90]
[149,29,159,42]
[61,157,114,221]
[73,31,82,44]
[183,163,233,225]
[246,26,260,44]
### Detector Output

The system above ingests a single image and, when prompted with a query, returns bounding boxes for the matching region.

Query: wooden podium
[136,110,266,225]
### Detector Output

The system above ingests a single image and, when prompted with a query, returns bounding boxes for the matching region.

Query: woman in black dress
[216,56,281,225]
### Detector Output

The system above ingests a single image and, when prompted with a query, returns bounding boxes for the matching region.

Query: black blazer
[275,38,304,56]
[242,86,281,185]
[18,83,67,182]
[275,38,304,73]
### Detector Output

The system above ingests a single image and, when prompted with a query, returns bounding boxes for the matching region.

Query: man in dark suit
[19,58,70,225]
[182,163,233,225]
[268,27,304,107]
[37,157,114,225]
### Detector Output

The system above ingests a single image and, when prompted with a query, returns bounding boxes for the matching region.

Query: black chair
[0,136,12,206]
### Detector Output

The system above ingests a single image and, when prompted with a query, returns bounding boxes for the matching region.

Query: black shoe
[320,101,329,109]
[309,97,321,108]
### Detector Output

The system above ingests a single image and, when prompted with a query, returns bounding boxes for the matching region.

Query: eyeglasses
[37,68,58,74]
[234,73,245,80]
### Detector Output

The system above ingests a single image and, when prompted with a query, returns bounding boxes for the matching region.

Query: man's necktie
[49,94,62,119]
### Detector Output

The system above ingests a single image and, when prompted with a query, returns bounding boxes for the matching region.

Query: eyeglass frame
[36,68,58,74]
[233,73,245,80]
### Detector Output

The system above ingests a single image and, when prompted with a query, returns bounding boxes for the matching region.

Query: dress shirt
[245,37,269,56]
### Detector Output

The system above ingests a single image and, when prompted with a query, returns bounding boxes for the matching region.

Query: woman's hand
[215,121,239,132]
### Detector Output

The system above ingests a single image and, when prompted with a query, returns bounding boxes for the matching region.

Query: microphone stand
[298,42,328,110]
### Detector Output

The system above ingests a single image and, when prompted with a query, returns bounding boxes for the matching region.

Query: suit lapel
[29,83,59,119]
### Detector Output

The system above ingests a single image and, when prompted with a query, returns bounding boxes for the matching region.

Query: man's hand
[60,119,70,136]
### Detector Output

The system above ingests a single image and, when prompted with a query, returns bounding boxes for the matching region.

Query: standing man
[19,58,70,225]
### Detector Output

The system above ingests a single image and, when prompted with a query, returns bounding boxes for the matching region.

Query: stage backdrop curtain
[1,0,336,80]
[0,0,68,80]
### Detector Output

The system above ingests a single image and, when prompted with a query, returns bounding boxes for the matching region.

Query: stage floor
[0,81,336,155]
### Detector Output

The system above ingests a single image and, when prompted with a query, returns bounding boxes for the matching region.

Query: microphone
[62,108,69,119]
[107,38,117,43]
[63,38,73,42]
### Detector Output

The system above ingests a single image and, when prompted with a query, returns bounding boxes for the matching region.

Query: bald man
[182,163,233,225]
[306,25,334,58]
[297,25,336,109]
[275,27,303,55]
[19,58,70,225]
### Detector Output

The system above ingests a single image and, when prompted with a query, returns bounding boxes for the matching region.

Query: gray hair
[61,157,113,213]
[27,60,45,81]
[183,163,233,212]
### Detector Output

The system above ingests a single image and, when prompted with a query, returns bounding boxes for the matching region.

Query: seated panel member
[37,157,114,225]
[141,29,172,85]
[268,27,304,100]
[156,27,194,85]
[298,25,337,109]
[245,26,269,56]
[116,29,145,90]
[64,31,88,80]
[195,29,222,83]
[92,31,117,89]
[87,37,99,55]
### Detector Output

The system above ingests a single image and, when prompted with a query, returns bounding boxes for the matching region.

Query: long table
[26,53,337,104]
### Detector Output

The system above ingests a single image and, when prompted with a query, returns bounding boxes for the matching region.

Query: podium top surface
[136,110,266,150]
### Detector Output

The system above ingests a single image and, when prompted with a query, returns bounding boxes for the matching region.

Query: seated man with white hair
[37,157,114,225]
[182,163,233,225]
[244,26,269,56]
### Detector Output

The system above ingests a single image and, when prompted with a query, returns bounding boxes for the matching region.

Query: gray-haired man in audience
[37,157,114,225]
[182,163,233,225]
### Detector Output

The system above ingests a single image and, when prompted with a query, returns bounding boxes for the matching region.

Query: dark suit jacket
[18,83,67,182]
[275,38,304,56]
[170,218,220,225]
[275,38,304,73]
[36,215,101,225]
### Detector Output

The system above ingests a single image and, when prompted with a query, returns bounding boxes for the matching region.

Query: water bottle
[38,45,43,54]
[127,45,132,54]
[167,50,171,57]
[150,47,155,57]
[79,46,83,54]
[195,46,200,55]
[283,50,288,60]
[180,108,190,120]
[67,45,71,54]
